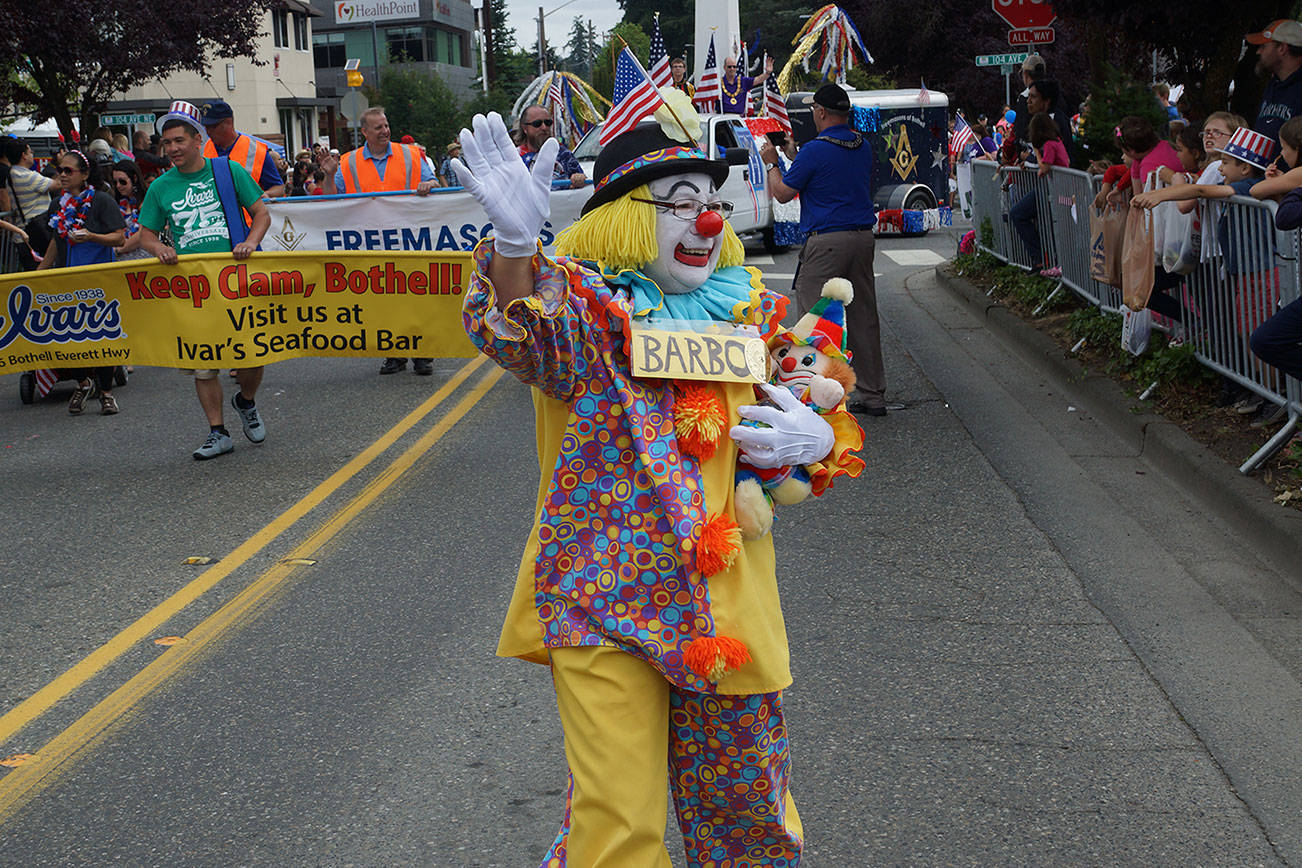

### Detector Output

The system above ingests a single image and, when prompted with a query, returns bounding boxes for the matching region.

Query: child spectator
[1133,128,1279,421]
[1008,113,1070,277]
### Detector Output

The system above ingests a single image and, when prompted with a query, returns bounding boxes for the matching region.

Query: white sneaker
[193,430,234,460]
[230,394,266,443]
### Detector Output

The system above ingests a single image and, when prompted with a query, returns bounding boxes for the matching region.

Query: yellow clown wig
[555,184,746,273]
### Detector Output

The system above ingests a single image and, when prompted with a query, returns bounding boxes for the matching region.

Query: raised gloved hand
[450,111,559,259]
[730,382,835,469]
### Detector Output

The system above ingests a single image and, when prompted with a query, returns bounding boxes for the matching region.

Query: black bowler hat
[201,100,235,125]
[584,122,730,215]
[802,83,851,113]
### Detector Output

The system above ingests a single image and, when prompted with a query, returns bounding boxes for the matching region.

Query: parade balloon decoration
[777,4,873,93]
[511,71,611,151]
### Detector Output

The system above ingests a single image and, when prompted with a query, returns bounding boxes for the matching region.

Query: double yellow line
[0,355,504,821]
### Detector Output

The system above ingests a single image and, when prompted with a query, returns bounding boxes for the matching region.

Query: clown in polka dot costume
[453,100,863,866]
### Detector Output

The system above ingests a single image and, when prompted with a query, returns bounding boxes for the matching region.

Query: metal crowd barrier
[967,159,1301,473]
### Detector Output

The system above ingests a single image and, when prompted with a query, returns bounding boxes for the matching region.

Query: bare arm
[138,226,178,265]
[1250,165,1302,199]
[1132,183,1235,209]
[233,199,270,259]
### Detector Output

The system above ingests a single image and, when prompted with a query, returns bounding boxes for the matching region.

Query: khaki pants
[792,229,885,406]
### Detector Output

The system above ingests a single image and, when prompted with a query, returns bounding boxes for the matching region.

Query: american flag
[546,73,564,112]
[764,71,789,132]
[648,15,671,89]
[950,112,977,160]
[918,78,931,106]
[600,47,666,145]
[694,34,720,112]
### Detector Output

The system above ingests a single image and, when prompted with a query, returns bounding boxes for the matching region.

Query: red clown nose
[695,209,724,237]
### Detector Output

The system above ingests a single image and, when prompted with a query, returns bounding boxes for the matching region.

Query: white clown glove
[449,111,559,259]
[730,382,835,469]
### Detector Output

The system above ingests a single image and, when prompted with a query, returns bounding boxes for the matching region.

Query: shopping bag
[1121,206,1156,309]
[1161,202,1200,275]
[1090,204,1127,287]
[1120,305,1152,356]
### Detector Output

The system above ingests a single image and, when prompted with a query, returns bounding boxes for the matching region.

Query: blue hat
[201,100,235,125]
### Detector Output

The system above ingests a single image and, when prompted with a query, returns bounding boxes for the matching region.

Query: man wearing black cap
[201,100,285,197]
[761,83,888,416]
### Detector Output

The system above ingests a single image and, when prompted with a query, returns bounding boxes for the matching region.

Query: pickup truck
[572,113,782,252]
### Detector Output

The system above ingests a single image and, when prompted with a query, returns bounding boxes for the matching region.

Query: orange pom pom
[684,635,752,682]
[696,512,742,577]
[674,384,727,461]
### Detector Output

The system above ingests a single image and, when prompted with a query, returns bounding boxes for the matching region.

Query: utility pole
[483,0,496,84]
[538,6,546,76]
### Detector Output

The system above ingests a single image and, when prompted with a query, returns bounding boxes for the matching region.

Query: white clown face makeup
[641,172,725,295]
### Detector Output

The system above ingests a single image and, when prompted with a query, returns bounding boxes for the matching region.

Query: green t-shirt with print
[139,158,264,255]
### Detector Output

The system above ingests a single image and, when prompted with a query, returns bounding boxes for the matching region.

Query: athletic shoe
[412,358,433,375]
[68,380,94,415]
[230,394,266,443]
[379,358,407,374]
[1250,403,1288,429]
[1233,395,1264,416]
[99,394,119,415]
[193,430,234,460]
[1039,266,1062,278]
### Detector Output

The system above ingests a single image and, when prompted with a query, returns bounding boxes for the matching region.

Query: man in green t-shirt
[138,101,272,461]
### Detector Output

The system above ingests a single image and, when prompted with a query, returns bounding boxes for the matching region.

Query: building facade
[309,0,479,102]
[103,1,326,154]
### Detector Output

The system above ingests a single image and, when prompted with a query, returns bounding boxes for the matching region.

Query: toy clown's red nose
[780,356,797,372]
[695,209,724,237]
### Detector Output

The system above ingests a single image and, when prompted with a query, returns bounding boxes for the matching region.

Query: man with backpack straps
[137,100,273,461]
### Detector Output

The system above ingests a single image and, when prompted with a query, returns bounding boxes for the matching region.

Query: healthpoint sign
[334,0,418,23]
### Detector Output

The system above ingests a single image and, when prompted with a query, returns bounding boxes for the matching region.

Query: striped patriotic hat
[1215,127,1275,171]
[156,100,206,139]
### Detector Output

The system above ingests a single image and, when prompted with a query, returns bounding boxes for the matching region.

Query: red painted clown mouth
[674,243,712,267]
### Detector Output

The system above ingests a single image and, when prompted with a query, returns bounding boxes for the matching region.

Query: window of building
[432,28,463,66]
[386,26,425,62]
[293,13,309,51]
[313,32,346,68]
[272,10,290,48]
[279,108,294,154]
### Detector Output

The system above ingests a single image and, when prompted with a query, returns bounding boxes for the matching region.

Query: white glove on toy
[730,382,835,469]
[450,111,558,259]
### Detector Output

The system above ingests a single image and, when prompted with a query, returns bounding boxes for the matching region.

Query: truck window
[714,121,738,157]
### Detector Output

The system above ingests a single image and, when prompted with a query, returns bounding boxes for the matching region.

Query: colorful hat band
[593,145,710,193]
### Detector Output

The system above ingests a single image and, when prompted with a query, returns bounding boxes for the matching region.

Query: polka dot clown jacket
[463,242,861,695]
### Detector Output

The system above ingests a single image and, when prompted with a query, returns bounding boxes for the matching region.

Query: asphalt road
[0,227,1298,866]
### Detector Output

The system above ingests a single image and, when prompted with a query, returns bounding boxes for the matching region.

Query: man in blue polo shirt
[1248,19,1302,152]
[760,83,887,417]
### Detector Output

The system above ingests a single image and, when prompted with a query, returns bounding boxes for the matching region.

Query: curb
[934,263,1302,589]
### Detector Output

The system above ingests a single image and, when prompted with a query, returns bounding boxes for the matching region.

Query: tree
[375,66,463,159]
[0,0,270,138]
[565,17,598,79]
[592,22,650,100]
[616,0,693,63]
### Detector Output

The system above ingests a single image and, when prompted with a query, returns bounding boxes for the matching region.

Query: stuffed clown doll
[451,92,862,867]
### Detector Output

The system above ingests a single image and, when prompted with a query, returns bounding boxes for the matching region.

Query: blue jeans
[1009,191,1041,266]
[1250,296,1302,381]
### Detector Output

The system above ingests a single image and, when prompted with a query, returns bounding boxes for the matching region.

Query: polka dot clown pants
[541,646,803,867]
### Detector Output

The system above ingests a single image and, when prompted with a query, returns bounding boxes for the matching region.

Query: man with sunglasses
[517,105,585,189]
[719,54,773,117]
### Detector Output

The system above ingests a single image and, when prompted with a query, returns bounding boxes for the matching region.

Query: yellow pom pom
[675,384,727,460]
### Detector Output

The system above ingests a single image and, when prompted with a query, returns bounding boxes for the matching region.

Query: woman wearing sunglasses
[36,149,126,415]
[111,159,152,261]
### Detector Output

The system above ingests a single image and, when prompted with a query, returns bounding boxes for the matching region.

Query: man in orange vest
[321,106,437,374]
[201,100,285,196]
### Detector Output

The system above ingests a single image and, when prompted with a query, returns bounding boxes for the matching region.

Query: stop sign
[992,0,1057,30]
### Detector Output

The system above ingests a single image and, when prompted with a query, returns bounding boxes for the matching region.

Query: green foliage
[592,23,650,101]
[375,66,466,159]
[1067,305,1214,391]
[845,68,898,92]
[1067,306,1122,346]
[979,217,994,249]
[1080,64,1167,166]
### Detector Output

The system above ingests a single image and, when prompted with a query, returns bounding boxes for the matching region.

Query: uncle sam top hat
[156,100,207,140]
[1214,127,1276,171]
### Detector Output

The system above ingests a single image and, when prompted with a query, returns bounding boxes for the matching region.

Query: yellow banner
[0,251,478,374]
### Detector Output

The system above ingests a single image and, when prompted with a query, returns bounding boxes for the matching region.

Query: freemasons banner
[260,187,593,255]
[0,251,478,375]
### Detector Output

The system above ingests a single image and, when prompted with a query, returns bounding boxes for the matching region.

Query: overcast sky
[501,0,624,57]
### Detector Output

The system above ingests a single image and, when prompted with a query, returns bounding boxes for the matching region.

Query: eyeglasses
[1202,128,1231,140]
[631,198,734,220]
[525,119,553,128]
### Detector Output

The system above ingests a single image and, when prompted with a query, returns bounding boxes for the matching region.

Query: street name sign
[976,52,1030,67]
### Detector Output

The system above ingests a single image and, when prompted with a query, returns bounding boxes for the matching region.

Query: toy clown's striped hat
[778,278,854,361]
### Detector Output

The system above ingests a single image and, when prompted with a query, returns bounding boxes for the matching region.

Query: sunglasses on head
[526,118,553,128]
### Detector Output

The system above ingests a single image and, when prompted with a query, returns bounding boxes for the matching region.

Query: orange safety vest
[340,143,422,193]
[203,134,272,190]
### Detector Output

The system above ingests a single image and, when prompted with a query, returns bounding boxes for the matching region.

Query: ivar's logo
[0,285,124,351]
